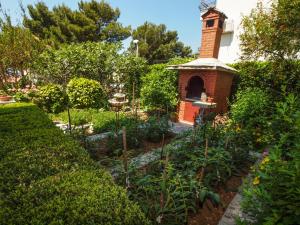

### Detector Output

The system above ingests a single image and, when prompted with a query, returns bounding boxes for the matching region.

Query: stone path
[169,121,193,134]
[218,151,262,225]
[110,148,162,177]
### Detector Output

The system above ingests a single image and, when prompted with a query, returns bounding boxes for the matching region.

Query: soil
[188,166,250,225]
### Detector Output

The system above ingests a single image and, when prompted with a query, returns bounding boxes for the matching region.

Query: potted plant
[0,90,13,101]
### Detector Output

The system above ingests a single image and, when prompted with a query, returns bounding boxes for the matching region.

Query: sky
[0,0,203,53]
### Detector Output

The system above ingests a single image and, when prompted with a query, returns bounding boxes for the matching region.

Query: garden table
[192,101,217,126]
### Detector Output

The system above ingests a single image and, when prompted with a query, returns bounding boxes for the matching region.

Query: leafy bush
[107,119,144,156]
[231,61,300,99]
[35,84,66,113]
[141,64,178,111]
[230,88,271,150]
[144,116,170,142]
[67,77,106,109]
[14,91,30,102]
[0,103,149,224]
[240,94,300,225]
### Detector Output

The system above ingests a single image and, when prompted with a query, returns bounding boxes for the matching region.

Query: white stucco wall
[215,0,271,63]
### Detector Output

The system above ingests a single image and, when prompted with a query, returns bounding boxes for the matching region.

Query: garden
[0,0,300,225]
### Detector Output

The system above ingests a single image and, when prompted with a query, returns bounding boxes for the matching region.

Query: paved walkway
[218,152,262,225]
[169,121,193,134]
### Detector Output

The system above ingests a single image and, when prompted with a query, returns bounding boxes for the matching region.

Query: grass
[49,108,136,133]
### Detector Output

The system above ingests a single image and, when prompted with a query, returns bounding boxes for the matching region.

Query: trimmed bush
[4,171,148,225]
[67,77,106,109]
[0,103,149,225]
[35,84,66,113]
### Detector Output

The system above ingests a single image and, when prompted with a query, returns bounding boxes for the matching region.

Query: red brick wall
[178,70,234,124]
[178,70,218,123]
[199,11,225,58]
[213,71,234,113]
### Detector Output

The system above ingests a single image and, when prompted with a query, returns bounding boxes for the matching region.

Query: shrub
[240,95,300,225]
[144,116,170,142]
[230,88,271,150]
[231,61,300,99]
[0,103,149,224]
[141,64,178,111]
[67,77,106,109]
[5,171,149,225]
[14,91,30,102]
[35,84,66,113]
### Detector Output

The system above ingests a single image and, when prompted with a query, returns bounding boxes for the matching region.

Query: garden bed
[189,164,251,225]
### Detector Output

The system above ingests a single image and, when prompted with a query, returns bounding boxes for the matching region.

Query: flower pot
[0,95,13,101]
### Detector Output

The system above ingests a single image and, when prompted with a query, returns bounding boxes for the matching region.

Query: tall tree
[241,0,300,60]
[23,0,131,46]
[240,0,300,96]
[130,22,192,64]
[0,15,42,88]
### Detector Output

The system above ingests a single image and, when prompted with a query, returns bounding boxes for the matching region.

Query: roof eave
[168,65,237,74]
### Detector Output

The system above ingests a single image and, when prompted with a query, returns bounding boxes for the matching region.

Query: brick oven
[170,7,237,125]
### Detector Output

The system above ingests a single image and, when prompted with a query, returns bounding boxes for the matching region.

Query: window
[206,19,215,28]
[219,19,224,29]
[186,76,204,100]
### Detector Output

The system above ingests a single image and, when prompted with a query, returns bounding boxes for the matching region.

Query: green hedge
[0,103,149,224]
[231,60,300,99]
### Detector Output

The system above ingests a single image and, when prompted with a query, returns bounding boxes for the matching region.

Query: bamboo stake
[122,126,129,188]
[160,134,165,160]
[199,138,209,183]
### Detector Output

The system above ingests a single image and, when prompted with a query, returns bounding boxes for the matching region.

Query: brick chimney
[199,8,227,58]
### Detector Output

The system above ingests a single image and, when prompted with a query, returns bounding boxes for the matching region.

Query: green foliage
[127,122,244,224]
[230,88,271,150]
[130,22,192,64]
[141,64,178,111]
[35,84,66,113]
[52,109,135,134]
[67,77,106,109]
[144,116,170,142]
[241,94,300,225]
[14,92,30,102]
[32,42,120,86]
[0,103,149,225]
[9,170,148,225]
[231,61,300,98]
[107,119,144,155]
[116,54,148,101]
[23,1,131,46]
[0,14,43,88]
[240,0,300,60]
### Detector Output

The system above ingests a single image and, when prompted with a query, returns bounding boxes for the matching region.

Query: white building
[215,0,271,63]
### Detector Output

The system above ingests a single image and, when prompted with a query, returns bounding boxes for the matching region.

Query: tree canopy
[130,22,192,64]
[0,15,42,88]
[240,0,300,60]
[23,0,131,46]
[240,0,300,96]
